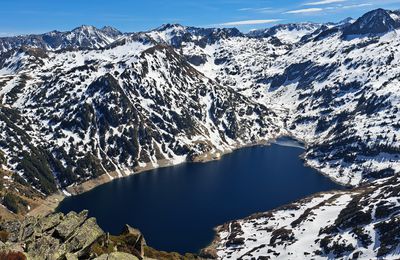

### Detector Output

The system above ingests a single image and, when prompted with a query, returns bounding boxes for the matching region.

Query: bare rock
[38,212,63,232]
[53,210,89,240]
[122,224,146,257]
[95,252,139,260]
[25,235,62,259]
[62,217,104,257]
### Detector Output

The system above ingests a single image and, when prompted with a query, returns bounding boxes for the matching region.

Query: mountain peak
[336,17,354,26]
[156,23,186,31]
[342,8,400,36]
[248,23,322,44]
[73,25,98,32]
[340,17,354,24]
[100,26,123,37]
[101,26,119,32]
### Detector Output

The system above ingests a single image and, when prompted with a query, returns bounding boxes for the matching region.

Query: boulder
[0,210,184,260]
[65,253,79,260]
[122,224,146,257]
[53,210,88,240]
[0,220,21,242]
[38,212,63,232]
[61,217,104,257]
[25,235,62,259]
[95,252,139,260]
[20,216,38,241]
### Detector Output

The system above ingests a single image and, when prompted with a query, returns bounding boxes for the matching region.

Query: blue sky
[1,0,400,36]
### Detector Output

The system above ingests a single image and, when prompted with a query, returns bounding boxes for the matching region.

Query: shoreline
[28,136,280,217]
[27,193,66,218]
[27,134,350,225]
[24,133,351,257]
[202,189,350,257]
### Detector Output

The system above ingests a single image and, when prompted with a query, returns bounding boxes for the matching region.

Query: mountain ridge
[2,9,396,54]
[0,7,399,259]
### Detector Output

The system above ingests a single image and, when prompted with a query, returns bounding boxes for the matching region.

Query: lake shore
[27,193,66,218]
[55,134,343,254]
[26,133,351,225]
[28,136,279,217]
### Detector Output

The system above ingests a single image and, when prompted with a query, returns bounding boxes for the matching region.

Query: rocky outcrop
[0,210,104,259]
[94,252,140,260]
[0,211,208,260]
[122,225,146,258]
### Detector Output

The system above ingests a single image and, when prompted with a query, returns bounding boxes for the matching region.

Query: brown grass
[0,231,9,242]
[0,251,27,260]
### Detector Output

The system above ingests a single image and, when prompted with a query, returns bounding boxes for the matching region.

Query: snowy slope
[0,7,399,259]
[0,25,123,53]
[248,23,323,44]
[0,37,281,194]
[211,175,400,259]
[175,9,400,187]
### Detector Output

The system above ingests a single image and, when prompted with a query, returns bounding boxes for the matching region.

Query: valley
[0,7,399,260]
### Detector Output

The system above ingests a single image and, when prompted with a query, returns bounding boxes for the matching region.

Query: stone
[65,253,79,260]
[25,235,62,259]
[54,210,88,240]
[20,217,37,241]
[62,217,104,257]
[4,211,104,260]
[94,254,109,260]
[0,211,184,260]
[122,224,146,257]
[38,212,63,232]
[0,220,21,242]
[95,252,139,260]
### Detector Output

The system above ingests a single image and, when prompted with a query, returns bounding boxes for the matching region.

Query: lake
[56,137,343,254]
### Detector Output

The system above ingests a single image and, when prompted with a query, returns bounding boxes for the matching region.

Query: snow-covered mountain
[343,9,400,36]
[0,36,280,195]
[175,8,400,187]
[144,23,243,48]
[248,23,323,44]
[0,8,400,259]
[0,25,123,53]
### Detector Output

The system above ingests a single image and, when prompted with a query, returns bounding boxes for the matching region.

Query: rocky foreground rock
[0,210,207,260]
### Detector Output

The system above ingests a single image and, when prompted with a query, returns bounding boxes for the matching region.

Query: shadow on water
[56,137,344,254]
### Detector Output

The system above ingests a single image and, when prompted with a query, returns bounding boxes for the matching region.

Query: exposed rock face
[248,23,323,44]
[0,211,104,259]
[94,252,139,260]
[146,24,243,48]
[342,9,400,36]
[122,225,146,258]
[0,211,208,260]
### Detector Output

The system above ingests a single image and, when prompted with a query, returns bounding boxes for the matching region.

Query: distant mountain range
[0,8,399,259]
[0,25,123,53]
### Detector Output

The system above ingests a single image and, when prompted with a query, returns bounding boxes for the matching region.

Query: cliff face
[0,210,208,260]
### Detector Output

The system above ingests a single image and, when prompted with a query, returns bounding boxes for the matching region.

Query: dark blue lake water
[56,138,342,254]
